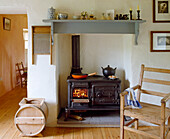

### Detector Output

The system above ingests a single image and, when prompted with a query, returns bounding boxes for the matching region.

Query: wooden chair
[16,62,27,88]
[120,64,170,139]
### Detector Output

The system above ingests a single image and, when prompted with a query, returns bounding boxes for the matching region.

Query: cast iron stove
[65,75,121,120]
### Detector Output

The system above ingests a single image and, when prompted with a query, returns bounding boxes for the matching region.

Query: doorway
[0,14,28,97]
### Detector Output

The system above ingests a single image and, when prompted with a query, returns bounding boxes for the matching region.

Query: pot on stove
[101,65,117,78]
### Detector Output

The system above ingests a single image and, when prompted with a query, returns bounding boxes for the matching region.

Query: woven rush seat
[124,102,170,124]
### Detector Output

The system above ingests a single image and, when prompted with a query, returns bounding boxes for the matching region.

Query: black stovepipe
[70,35,82,75]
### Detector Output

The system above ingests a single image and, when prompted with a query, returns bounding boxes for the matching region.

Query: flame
[73,89,88,98]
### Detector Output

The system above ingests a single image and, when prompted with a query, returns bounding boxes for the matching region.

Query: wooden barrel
[14,98,48,136]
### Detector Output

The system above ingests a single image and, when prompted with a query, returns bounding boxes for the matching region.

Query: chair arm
[120,85,141,97]
[131,84,141,90]
[161,93,170,103]
[120,91,128,97]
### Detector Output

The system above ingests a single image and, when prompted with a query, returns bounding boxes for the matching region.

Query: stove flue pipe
[70,35,82,75]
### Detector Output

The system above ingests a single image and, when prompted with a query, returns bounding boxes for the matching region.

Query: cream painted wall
[129,0,170,105]
[0,0,170,126]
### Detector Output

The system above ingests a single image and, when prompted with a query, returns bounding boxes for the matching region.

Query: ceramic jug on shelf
[48,7,56,19]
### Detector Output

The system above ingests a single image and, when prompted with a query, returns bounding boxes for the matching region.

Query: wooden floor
[0,87,169,139]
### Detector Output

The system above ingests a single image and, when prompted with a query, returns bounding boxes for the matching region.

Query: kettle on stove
[101,65,117,78]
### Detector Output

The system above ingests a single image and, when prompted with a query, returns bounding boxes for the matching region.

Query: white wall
[130,0,170,105]
[1,0,170,126]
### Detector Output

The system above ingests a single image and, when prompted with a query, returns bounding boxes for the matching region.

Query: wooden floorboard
[0,87,169,139]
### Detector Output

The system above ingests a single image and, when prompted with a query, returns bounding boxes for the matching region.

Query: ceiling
[0,6,27,14]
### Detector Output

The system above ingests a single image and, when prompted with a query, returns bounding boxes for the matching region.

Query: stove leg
[64,108,70,121]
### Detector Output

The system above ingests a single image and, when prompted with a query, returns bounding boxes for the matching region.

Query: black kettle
[101,65,117,78]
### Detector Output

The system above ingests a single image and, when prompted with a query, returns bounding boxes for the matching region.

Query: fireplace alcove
[43,19,146,126]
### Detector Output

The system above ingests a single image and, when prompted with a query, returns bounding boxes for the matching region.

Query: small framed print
[3,17,11,31]
[153,0,170,23]
[151,31,170,52]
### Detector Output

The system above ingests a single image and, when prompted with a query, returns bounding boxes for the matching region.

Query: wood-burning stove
[65,35,121,120]
[65,76,121,120]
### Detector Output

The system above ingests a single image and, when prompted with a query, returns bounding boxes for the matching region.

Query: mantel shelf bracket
[135,22,139,45]
[43,20,146,46]
[51,22,54,46]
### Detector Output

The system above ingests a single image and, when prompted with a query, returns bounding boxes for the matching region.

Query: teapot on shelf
[101,65,117,78]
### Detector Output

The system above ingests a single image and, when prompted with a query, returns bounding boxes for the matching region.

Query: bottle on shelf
[101,13,106,20]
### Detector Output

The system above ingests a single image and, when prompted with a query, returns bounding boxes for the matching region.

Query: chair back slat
[15,62,27,88]
[144,67,170,74]
[137,64,170,101]
[16,62,25,76]
[143,78,170,86]
[140,89,167,97]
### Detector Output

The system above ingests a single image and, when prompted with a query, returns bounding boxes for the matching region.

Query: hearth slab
[57,111,128,127]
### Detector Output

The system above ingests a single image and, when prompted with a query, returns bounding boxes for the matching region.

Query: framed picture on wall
[151,31,170,52]
[153,0,170,22]
[3,17,11,31]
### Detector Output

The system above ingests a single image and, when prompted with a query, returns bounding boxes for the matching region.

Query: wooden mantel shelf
[42,19,146,45]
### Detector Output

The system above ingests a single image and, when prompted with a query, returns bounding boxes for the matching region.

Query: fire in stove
[73,89,88,98]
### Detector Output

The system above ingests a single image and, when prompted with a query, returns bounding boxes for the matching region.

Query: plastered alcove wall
[58,34,126,107]
[1,0,170,126]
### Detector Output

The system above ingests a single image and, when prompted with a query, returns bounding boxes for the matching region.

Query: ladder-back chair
[16,62,27,88]
[120,64,170,139]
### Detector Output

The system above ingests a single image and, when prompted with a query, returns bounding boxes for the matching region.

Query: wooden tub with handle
[14,98,48,136]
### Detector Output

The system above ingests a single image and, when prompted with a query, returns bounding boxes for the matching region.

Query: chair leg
[120,96,125,139]
[160,123,165,139]
[120,113,124,139]
[160,102,165,139]
[20,78,23,88]
[135,119,139,130]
